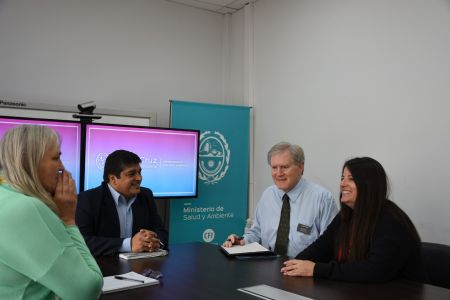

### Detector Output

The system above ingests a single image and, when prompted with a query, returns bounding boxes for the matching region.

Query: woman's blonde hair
[0,125,60,212]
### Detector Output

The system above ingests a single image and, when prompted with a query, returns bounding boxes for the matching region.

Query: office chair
[421,242,450,289]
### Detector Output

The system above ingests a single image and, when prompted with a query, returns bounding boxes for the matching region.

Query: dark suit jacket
[76,182,168,257]
[296,202,424,282]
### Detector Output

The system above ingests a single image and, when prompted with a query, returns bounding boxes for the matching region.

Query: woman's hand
[53,170,77,225]
[281,259,315,277]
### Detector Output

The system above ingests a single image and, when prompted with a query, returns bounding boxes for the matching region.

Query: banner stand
[169,100,251,244]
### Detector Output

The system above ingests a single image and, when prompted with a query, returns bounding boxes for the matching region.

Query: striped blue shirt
[244,177,338,257]
[108,184,137,252]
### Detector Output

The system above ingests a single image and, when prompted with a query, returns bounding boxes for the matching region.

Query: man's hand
[222,234,245,247]
[131,229,161,252]
[280,259,315,277]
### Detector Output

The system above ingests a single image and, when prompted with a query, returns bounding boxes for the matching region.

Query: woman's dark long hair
[337,157,420,261]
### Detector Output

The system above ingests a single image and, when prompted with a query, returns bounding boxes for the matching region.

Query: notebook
[102,271,159,294]
[238,284,313,300]
[119,249,168,260]
[220,242,276,257]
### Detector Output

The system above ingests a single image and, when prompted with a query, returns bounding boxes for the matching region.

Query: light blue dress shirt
[244,177,338,257]
[108,184,137,252]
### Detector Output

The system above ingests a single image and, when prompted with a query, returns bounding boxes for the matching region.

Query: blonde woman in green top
[0,125,103,300]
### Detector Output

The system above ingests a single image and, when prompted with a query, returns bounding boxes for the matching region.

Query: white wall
[2,0,449,244]
[227,10,245,105]
[0,0,226,127]
[248,0,450,244]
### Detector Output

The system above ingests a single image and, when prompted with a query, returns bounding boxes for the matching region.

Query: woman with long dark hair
[281,157,424,282]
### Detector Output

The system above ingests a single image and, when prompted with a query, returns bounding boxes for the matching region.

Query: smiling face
[37,142,64,196]
[270,150,304,193]
[340,167,357,209]
[109,164,142,199]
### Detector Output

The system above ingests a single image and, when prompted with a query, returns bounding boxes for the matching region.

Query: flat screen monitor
[0,116,82,192]
[84,123,199,198]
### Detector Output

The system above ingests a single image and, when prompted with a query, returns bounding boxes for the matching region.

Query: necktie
[274,194,290,255]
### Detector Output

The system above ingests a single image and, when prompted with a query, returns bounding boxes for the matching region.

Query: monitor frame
[0,115,82,192]
[83,122,200,199]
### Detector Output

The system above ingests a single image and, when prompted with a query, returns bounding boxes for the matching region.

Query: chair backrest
[422,242,450,289]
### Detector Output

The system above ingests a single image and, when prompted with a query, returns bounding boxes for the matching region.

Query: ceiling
[166,0,258,14]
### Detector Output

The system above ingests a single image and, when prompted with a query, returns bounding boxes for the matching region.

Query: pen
[114,275,145,283]
[227,236,244,242]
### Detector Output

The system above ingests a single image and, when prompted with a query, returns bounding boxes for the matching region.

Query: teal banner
[169,100,250,244]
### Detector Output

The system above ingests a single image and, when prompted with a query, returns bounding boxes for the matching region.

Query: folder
[238,284,313,300]
[102,271,159,294]
[119,249,168,260]
[220,242,277,257]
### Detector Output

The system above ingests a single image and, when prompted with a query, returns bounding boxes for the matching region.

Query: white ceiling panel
[166,0,258,14]
[226,0,253,10]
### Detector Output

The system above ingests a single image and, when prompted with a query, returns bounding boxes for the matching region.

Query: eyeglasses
[142,268,163,279]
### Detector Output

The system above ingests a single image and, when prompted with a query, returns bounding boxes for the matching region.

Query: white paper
[119,249,168,260]
[238,284,314,300]
[102,271,159,294]
[221,242,271,255]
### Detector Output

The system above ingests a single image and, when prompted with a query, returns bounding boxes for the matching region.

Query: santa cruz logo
[95,152,109,170]
[198,131,230,184]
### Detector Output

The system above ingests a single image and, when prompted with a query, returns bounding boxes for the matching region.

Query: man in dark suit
[76,150,168,257]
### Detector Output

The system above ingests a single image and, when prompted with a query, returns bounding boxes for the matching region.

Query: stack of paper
[220,242,274,256]
[102,271,159,294]
[238,284,313,300]
[119,249,168,260]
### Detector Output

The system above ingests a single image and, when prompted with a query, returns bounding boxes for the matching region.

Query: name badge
[297,223,312,235]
